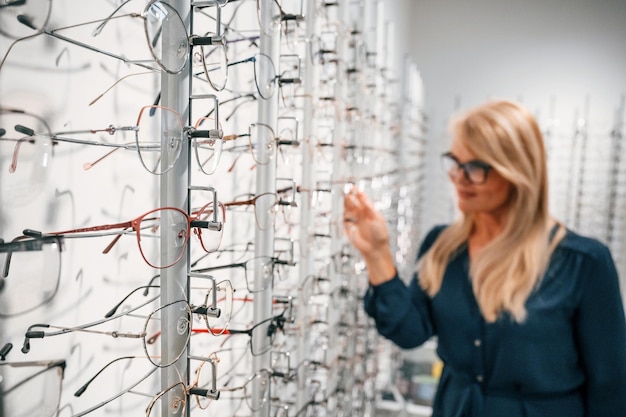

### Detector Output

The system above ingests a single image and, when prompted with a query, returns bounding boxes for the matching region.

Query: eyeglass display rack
[544,95,626,302]
[606,96,625,252]
[4,1,626,416]
[0,0,427,416]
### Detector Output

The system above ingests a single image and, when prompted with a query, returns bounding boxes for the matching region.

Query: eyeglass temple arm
[222,132,249,141]
[13,123,127,172]
[0,30,42,71]
[24,225,129,255]
[24,216,132,236]
[16,123,136,138]
[22,290,159,353]
[0,343,12,361]
[0,1,26,8]
[14,123,138,172]
[91,0,132,36]
[17,14,161,73]
[24,324,145,352]
[191,260,245,274]
[74,355,136,397]
[224,95,258,122]
[104,285,161,318]
[21,323,49,353]
[83,146,124,171]
[8,136,34,173]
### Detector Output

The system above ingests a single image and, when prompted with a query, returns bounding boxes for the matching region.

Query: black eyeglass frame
[441,152,493,185]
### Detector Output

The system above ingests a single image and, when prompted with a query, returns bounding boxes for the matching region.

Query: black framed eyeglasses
[0,358,66,417]
[205,308,290,356]
[191,256,287,293]
[0,235,63,318]
[441,152,493,185]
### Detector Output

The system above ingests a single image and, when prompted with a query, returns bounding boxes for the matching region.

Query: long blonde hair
[419,100,561,323]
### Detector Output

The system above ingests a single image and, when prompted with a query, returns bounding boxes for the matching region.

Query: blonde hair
[419,100,561,323]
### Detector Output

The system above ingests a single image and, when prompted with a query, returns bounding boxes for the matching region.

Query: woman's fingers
[355,188,377,215]
[343,189,361,222]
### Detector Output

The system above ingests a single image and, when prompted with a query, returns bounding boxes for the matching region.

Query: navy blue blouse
[364,225,626,417]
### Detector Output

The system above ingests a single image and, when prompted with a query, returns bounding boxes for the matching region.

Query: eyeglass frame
[223,193,296,231]
[190,361,276,412]
[21,188,223,269]
[441,151,493,185]
[144,354,221,416]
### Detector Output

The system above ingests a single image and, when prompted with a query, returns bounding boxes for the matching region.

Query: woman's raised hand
[343,186,396,284]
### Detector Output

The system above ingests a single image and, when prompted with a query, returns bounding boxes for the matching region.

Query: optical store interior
[1,0,625,416]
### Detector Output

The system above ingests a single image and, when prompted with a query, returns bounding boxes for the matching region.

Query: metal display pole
[254,2,280,416]
[159,1,190,414]
[326,2,351,413]
[296,0,318,411]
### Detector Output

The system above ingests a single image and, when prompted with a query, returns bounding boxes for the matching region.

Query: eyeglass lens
[193,117,224,175]
[0,0,52,39]
[135,208,188,268]
[253,53,276,99]
[135,106,184,175]
[248,123,276,165]
[199,39,228,91]
[143,300,191,367]
[146,382,186,417]
[200,279,234,335]
[0,362,63,417]
[143,1,189,74]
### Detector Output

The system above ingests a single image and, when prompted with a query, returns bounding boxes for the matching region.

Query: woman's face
[447,137,513,217]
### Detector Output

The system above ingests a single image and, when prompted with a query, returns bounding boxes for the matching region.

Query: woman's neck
[468,212,507,257]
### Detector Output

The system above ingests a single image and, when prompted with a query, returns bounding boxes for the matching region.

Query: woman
[343,100,626,416]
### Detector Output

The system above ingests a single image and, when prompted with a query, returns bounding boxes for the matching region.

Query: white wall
[403,0,626,226]
[408,0,626,137]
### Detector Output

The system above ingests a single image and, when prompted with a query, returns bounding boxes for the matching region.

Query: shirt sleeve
[363,225,445,349]
[573,242,626,416]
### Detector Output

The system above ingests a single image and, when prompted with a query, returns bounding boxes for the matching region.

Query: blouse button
[474,339,481,347]
[476,375,484,382]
